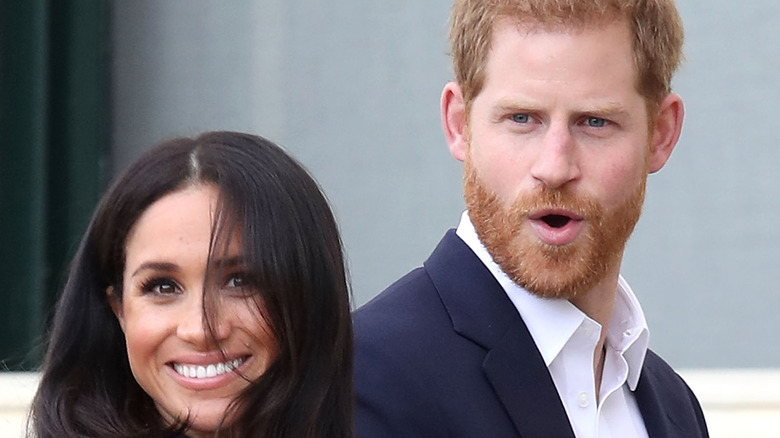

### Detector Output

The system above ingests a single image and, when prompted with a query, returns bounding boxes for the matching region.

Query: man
[354,0,709,437]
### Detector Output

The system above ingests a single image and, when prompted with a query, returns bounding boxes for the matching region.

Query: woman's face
[110,184,276,437]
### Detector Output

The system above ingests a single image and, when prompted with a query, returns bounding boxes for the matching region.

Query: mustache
[503,187,601,219]
[462,156,607,226]
[464,164,600,219]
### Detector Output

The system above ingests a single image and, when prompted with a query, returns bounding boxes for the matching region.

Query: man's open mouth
[541,214,572,228]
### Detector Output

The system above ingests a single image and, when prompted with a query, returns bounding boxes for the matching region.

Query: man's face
[462,19,654,299]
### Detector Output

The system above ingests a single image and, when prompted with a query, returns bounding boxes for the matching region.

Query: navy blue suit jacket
[354,230,708,437]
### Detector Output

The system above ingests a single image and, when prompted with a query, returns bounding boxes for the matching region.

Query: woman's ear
[106,286,126,332]
[648,93,684,173]
[441,81,468,162]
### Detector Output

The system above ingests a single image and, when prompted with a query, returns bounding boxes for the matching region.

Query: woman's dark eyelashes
[139,277,180,295]
[226,273,245,288]
[224,271,259,290]
[225,274,248,287]
[135,270,256,296]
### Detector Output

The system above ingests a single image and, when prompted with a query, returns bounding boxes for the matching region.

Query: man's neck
[569,269,620,331]
[569,263,621,398]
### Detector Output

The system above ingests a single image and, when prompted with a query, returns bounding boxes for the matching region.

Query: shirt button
[577,392,589,408]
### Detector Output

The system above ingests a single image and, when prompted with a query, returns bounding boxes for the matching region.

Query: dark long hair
[28,131,353,438]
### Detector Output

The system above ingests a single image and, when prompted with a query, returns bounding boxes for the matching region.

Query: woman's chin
[167,401,237,438]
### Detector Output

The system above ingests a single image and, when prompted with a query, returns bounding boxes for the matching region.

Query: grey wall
[622,1,780,368]
[111,1,780,368]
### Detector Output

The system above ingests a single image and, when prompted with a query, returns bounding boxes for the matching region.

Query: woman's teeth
[173,358,245,379]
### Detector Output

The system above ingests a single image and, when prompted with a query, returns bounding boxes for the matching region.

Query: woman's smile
[171,356,246,380]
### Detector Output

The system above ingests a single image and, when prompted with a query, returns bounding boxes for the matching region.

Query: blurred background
[1,0,779,373]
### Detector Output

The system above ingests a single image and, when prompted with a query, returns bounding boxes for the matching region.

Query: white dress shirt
[456,212,650,438]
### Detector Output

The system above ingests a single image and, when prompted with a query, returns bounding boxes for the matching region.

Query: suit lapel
[634,375,674,437]
[483,328,577,438]
[424,231,575,438]
[634,351,697,437]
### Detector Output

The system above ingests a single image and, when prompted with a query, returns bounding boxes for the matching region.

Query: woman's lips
[167,354,250,390]
[172,357,246,379]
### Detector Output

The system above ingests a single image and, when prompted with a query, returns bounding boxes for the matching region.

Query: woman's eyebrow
[131,261,179,278]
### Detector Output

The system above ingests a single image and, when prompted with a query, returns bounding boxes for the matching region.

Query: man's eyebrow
[491,99,631,116]
[576,101,632,119]
[493,98,542,112]
[131,261,179,278]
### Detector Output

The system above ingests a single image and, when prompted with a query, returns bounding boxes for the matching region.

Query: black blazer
[354,230,708,438]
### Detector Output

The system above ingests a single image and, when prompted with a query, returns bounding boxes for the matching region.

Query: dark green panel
[45,0,107,306]
[0,0,107,371]
[0,0,50,370]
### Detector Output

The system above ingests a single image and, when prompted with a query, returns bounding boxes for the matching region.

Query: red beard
[464,156,646,299]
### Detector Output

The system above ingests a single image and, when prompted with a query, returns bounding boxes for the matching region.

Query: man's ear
[106,286,126,332]
[441,81,468,162]
[648,93,684,173]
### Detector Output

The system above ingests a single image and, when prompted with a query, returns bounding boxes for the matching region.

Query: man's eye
[586,117,607,128]
[511,114,531,124]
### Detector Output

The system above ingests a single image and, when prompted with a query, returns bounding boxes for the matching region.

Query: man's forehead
[495,13,626,36]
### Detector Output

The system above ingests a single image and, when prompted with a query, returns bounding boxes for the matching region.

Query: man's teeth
[173,358,245,379]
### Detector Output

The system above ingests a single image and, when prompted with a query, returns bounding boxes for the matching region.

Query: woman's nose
[175,291,229,346]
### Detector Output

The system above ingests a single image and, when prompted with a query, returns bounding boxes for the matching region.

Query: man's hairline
[461,15,667,130]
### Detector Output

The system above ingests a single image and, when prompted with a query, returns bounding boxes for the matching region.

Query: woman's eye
[224,273,256,297]
[586,117,608,128]
[226,274,247,288]
[141,278,179,295]
[511,113,531,124]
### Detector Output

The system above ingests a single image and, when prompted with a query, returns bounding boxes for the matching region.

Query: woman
[29,132,353,438]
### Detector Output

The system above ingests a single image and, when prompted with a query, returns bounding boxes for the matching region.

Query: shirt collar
[455,211,649,390]
[610,276,649,390]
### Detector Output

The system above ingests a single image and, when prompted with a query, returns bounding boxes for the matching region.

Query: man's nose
[529,123,581,189]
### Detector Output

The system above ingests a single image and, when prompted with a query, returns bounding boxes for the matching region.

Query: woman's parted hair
[29,131,353,438]
[450,0,684,114]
